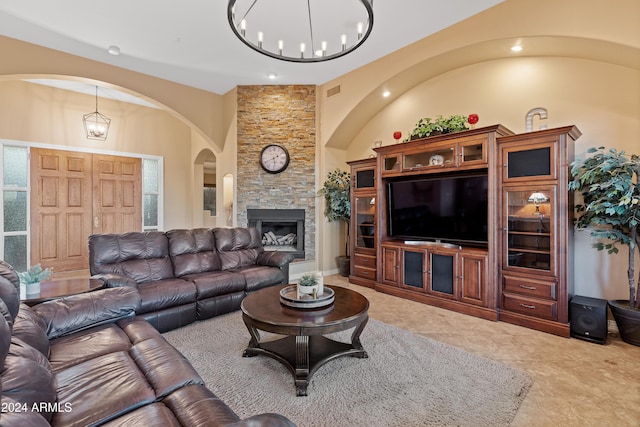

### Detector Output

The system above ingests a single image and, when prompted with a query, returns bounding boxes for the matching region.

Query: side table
[21,278,105,306]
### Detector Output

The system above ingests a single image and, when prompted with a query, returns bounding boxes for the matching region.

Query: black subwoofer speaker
[570,295,608,344]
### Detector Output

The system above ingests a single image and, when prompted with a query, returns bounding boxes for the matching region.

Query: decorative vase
[25,281,41,296]
[609,300,640,347]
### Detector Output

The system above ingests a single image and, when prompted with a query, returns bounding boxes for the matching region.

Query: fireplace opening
[247,209,305,259]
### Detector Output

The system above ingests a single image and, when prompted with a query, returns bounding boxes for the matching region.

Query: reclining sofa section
[89,227,295,332]
[0,260,296,426]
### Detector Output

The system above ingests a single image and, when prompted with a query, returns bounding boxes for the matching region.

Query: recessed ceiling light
[107,45,121,56]
[510,45,522,52]
[383,91,391,98]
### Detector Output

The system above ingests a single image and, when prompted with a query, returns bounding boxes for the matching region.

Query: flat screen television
[387,173,489,246]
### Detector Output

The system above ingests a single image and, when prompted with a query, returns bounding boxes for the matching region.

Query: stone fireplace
[247,209,305,259]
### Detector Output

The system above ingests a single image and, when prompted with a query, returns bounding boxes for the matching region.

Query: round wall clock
[259,144,290,174]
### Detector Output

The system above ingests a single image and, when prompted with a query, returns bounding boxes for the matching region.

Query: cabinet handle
[520,303,536,310]
[519,285,537,290]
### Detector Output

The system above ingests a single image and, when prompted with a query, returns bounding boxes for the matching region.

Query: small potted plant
[319,169,351,276]
[569,146,640,346]
[19,264,53,295]
[297,273,319,299]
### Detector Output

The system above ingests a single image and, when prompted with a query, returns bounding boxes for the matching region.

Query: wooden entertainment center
[348,124,581,337]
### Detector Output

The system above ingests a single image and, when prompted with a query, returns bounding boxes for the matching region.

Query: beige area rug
[163,312,532,427]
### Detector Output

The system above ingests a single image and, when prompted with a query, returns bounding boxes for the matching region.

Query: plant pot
[609,300,640,347]
[337,256,350,277]
[297,284,318,299]
[25,281,41,295]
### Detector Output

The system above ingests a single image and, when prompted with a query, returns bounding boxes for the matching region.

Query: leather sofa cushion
[0,397,50,426]
[89,232,175,282]
[52,351,157,427]
[0,300,10,370]
[182,270,246,299]
[100,403,182,427]
[130,337,203,398]
[2,338,57,422]
[167,228,222,276]
[214,227,266,271]
[48,324,132,372]
[12,304,50,357]
[138,278,197,313]
[163,384,241,426]
[214,227,261,252]
[33,287,141,339]
[0,260,20,322]
[233,265,286,292]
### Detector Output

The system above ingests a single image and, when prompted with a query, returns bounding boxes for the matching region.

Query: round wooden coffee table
[241,284,369,396]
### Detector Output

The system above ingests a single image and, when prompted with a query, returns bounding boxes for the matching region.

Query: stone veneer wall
[236,85,316,260]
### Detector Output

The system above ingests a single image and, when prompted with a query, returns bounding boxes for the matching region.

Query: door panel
[30,149,92,271]
[92,154,142,234]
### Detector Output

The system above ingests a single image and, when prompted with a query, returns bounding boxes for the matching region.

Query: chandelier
[227,0,374,63]
[83,86,111,140]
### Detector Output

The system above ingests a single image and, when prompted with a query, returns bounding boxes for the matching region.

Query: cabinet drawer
[503,275,556,299]
[354,253,376,269]
[354,266,376,280]
[502,293,557,321]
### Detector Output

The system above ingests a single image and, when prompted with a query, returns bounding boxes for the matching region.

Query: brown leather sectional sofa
[89,227,295,332]
[0,230,297,426]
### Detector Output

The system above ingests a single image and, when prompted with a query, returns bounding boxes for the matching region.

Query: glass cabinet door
[403,146,456,170]
[354,168,375,189]
[504,188,555,272]
[354,195,376,249]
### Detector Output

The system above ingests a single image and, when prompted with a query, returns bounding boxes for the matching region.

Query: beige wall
[0,80,194,230]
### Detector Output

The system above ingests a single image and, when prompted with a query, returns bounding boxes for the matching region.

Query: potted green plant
[569,146,640,346]
[297,273,319,298]
[319,169,351,276]
[18,264,53,295]
[407,114,470,140]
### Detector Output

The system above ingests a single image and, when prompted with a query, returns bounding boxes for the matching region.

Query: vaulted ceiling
[0,0,504,94]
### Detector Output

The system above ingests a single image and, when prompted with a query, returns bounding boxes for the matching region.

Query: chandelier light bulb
[240,19,246,36]
[341,34,347,51]
[357,22,364,39]
[300,42,305,58]
[257,31,263,48]
[278,40,284,54]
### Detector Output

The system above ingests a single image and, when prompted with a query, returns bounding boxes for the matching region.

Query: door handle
[94,216,99,228]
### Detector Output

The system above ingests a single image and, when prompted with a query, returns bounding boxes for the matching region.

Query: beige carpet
[163,312,532,427]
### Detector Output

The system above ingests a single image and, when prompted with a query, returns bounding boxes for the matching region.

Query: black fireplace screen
[247,209,305,258]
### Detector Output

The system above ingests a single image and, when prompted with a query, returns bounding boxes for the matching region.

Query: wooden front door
[30,149,142,272]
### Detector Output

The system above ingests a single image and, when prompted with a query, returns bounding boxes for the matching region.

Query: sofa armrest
[229,413,297,427]
[256,251,295,268]
[32,287,141,339]
[92,273,138,289]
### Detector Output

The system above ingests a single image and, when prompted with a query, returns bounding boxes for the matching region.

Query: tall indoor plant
[569,146,640,345]
[320,169,351,276]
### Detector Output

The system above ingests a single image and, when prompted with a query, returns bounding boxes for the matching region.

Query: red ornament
[393,131,402,143]
[467,114,479,125]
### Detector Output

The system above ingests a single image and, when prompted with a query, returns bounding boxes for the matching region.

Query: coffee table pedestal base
[243,332,368,396]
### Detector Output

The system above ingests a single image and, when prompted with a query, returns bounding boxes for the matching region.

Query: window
[1,145,29,271]
[142,158,163,231]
